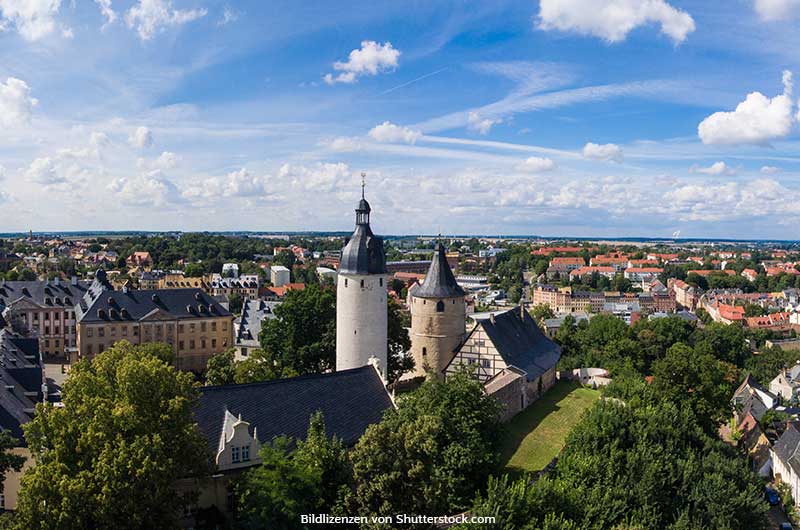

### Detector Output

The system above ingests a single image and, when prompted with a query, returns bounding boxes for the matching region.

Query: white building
[222,263,239,278]
[335,188,387,379]
[270,265,290,287]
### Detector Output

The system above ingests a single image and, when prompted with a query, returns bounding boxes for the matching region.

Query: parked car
[766,487,781,506]
[779,523,793,530]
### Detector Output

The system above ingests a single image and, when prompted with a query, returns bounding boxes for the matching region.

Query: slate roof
[410,243,465,299]
[77,285,232,323]
[195,365,393,453]
[477,307,561,382]
[0,279,89,310]
[0,330,44,446]
[339,195,386,275]
[235,299,280,346]
[774,422,800,476]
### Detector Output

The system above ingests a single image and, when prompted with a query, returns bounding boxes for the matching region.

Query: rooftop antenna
[361,171,366,199]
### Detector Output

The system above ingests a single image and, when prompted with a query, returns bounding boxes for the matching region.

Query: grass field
[499,380,600,475]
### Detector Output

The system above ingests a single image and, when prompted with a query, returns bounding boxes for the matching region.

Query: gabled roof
[236,299,280,345]
[0,330,43,446]
[409,244,465,299]
[195,365,393,454]
[471,307,561,382]
[0,280,89,309]
[77,287,231,323]
[774,422,800,476]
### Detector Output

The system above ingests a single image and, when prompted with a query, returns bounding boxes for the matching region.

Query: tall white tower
[336,178,388,378]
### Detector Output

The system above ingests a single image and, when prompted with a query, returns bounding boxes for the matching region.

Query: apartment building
[75,271,234,373]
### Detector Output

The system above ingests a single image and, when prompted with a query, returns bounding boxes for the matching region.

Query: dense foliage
[12,341,210,530]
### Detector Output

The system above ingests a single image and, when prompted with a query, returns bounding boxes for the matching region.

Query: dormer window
[231,446,240,463]
[242,444,250,462]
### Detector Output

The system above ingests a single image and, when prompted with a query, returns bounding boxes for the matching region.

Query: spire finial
[361,172,366,199]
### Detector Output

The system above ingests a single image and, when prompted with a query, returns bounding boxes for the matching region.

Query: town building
[772,423,800,508]
[126,251,153,269]
[444,307,561,421]
[546,257,585,278]
[75,271,234,373]
[270,265,290,287]
[234,299,280,361]
[408,244,467,379]
[0,278,89,357]
[335,185,388,378]
[209,275,259,300]
[221,263,239,277]
[187,365,392,523]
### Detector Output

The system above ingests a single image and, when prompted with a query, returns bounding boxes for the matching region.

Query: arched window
[436,300,445,312]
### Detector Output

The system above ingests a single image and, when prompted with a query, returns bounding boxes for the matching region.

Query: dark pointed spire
[339,180,386,275]
[410,243,465,298]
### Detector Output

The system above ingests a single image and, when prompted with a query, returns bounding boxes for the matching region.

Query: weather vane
[361,172,366,198]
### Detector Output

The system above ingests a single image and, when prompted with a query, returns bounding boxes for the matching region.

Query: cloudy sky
[2,0,800,238]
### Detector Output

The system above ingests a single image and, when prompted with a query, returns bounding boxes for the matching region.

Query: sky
[2,0,800,239]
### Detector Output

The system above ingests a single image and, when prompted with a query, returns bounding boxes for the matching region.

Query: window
[178,324,184,333]
[179,341,185,350]
[436,301,445,312]
[422,347,427,357]
[201,322,207,332]
[212,339,217,348]
[242,444,250,462]
[201,339,206,349]
[133,326,139,336]
[122,326,128,336]
[344,279,348,287]
[190,340,196,349]
[211,322,217,332]
[98,328,105,337]
[379,278,383,287]
[44,339,50,348]
[231,446,240,463]
[481,359,491,368]
[87,345,93,355]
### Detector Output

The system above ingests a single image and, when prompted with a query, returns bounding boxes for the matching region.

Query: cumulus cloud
[753,0,800,21]
[761,165,781,174]
[582,142,623,162]
[280,162,353,191]
[125,0,207,40]
[0,0,63,41]
[516,156,556,172]
[324,41,400,85]
[128,126,153,149]
[698,70,794,145]
[24,157,63,186]
[368,121,422,144]
[0,77,38,128]
[138,151,180,170]
[184,168,272,203]
[108,170,182,206]
[95,0,116,25]
[537,0,695,44]
[326,137,362,152]
[467,112,501,135]
[689,161,737,176]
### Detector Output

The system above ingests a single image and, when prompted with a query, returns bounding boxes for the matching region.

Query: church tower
[335,178,388,378]
[409,243,466,378]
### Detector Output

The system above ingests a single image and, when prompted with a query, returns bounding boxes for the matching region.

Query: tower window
[344,279,348,287]
[360,279,364,288]
[379,278,383,287]
[422,347,427,357]
[436,301,445,312]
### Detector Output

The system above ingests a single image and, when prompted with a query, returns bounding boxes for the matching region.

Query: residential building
[210,275,259,300]
[772,423,800,507]
[221,263,239,278]
[316,267,337,284]
[742,269,758,282]
[770,364,800,403]
[444,307,561,421]
[186,365,393,524]
[138,270,164,290]
[569,266,616,280]
[126,251,153,269]
[270,265,290,287]
[0,278,89,357]
[589,255,628,270]
[546,257,585,278]
[669,279,700,310]
[75,271,234,373]
[386,260,431,275]
[158,274,208,290]
[0,330,45,510]
[732,375,777,424]
[745,312,791,332]
[234,299,280,361]
[262,283,305,300]
[624,267,663,284]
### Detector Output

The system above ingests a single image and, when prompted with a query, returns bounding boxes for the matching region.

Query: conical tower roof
[410,243,465,299]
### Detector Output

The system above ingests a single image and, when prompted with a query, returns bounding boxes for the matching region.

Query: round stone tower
[409,243,466,378]
[335,183,388,379]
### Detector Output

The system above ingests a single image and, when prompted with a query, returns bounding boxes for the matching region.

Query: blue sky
[2,0,800,238]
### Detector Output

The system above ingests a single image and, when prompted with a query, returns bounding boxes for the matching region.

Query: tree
[235,412,350,530]
[205,349,236,386]
[259,283,336,378]
[387,299,413,382]
[345,369,501,523]
[0,431,25,497]
[13,341,211,530]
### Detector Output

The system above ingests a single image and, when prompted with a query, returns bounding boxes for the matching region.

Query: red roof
[569,266,615,276]
[687,269,735,277]
[717,303,745,321]
[266,283,306,297]
[550,257,585,265]
[626,267,663,273]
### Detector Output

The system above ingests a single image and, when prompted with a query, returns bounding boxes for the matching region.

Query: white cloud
[698,70,794,145]
[761,165,781,174]
[280,162,353,191]
[0,165,5,180]
[582,142,623,162]
[326,137,362,152]
[0,77,38,128]
[467,112,501,134]
[128,126,153,149]
[689,161,736,176]
[753,0,800,21]
[368,121,422,144]
[138,151,180,170]
[108,170,181,206]
[324,41,400,85]
[217,5,238,26]
[24,157,64,186]
[0,0,62,41]
[537,0,695,44]
[125,0,207,41]
[184,168,271,202]
[516,156,556,172]
[95,0,117,26]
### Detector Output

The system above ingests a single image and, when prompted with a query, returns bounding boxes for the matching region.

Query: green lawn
[499,380,600,475]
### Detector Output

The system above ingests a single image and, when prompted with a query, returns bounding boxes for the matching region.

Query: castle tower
[409,243,466,378]
[335,179,388,378]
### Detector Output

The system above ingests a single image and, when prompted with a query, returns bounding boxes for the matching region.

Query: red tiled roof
[550,257,585,265]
